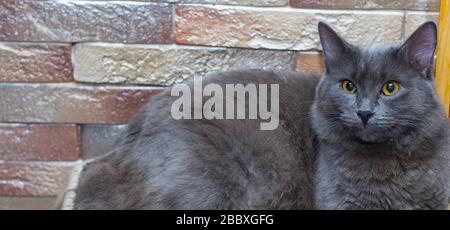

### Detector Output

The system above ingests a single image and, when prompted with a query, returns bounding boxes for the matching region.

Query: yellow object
[341,80,357,94]
[381,81,399,96]
[436,0,450,116]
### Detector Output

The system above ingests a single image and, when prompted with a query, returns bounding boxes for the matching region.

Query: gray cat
[313,22,449,209]
[74,22,449,210]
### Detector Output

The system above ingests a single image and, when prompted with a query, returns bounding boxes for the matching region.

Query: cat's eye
[341,80,357,94]
[381,81,399,96]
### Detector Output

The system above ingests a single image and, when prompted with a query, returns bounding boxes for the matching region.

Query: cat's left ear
[398,21,437,75]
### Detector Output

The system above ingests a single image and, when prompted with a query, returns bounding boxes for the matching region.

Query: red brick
[0,162,75,196]
[290,0,440,11]
[0,43,72,82]
[0,83,163,124]
[0,124,80,161]
[296,53,324,74]
[0,1,173,43]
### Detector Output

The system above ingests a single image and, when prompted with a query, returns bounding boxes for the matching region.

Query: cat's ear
[318,22,349,64]
[398,21,437,74]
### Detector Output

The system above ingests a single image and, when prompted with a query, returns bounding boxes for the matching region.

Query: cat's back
[74,70,321,210]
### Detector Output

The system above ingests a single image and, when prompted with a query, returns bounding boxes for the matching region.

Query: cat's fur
[75,70,320,209]
[313,22,450,209]
[74,22,449,210]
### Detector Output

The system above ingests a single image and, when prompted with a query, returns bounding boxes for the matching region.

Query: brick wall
[0,0,440,210]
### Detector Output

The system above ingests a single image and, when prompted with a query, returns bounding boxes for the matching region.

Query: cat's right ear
[318,22,348,64]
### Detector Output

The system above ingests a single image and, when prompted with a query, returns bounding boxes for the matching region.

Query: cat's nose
[356,110,374,125]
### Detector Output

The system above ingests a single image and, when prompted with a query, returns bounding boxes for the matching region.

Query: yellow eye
[382,81,399,96]
[341,80,357,94]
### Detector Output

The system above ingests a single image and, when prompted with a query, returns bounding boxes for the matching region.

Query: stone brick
[0,83,163,124]
[175,5,404,51]
[86,0,288,6]
[0,43,72,82]
[290,0,440,11]
[0,162,76,196]
[73,44,296,85]
[0,124,80,161]
[405,12,440,38]
[0,197,57,210]
[176,0,288,6]
[0,1,173,43]
[81,124,128,159]
[296,52,324,74]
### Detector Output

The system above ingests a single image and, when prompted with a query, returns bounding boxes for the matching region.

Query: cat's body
[74,22,450,210]
[75,70,320,209]
[315,134,450,209]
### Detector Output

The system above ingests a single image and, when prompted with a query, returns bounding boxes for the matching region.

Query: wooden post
[436,0,450,116]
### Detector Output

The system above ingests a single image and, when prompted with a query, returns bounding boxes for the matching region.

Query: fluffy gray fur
[75,70,319,209]
[313,22,450,209]
[74,22,449,210]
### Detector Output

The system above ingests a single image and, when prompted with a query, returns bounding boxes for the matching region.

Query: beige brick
[0,1,173,43]
[0,83,163,124]
[0,124,80,161]
[181,0,288,6]
[290,0,440,11]
[0,43,72,82]
[0,197,57,210]
[85,0,288,6]
[73,44,296,85]
[405,12,440,38]
[175,5,404,51]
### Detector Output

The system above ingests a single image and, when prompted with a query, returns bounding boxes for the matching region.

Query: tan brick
[0,43,72,82]
[73,44,296,85]
[0,162,76,196]
[0,1,173,43]
[0,124,80,161]
[296,52,324,74]
[86,0,288,6]
[0,83,163,124]
[290,0,440,11]
[177,0,288,6]
[405,12,440,38]
[0,197,57,210]
[175,5,404,51]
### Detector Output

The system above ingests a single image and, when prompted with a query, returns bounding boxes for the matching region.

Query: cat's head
[312,21,444,145]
